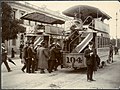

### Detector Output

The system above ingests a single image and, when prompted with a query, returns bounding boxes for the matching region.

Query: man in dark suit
[21,42,29,73]
[84,41,97,82]
[27,41,36,73]
[48,45,56,73]
[54,44,62,71]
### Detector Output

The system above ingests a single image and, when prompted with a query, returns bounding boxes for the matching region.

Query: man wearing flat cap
[84,41,97,82]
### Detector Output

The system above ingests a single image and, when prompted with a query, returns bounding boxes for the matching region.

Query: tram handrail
[67,29,79,40]
[69,32,83,52]
[68,16,93,39]
[82,16,93,25]
[68,16,94,52]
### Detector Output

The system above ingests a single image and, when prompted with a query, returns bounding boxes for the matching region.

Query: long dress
[37,47,49,69]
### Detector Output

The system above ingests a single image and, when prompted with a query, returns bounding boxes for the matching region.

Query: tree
[1,2,26,42]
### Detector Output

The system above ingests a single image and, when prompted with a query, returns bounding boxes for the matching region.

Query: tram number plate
[66,56,82,63]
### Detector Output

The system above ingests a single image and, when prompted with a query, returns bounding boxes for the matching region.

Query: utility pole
[116,12,118,47]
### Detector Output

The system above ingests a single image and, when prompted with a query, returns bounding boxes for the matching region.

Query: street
[1,52,120,89]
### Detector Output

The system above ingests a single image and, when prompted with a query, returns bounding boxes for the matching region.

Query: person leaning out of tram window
[84,41,97,82]
[1,43,12,72]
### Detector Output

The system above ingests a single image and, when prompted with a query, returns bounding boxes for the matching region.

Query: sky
[27,1,120,39]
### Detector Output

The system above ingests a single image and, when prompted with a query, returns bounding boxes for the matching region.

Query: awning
[62,5,111,24]
[21,12,65,24]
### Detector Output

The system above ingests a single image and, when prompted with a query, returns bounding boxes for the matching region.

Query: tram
[21,5,111,70]
[21,12,66,50]
[62,5,111,69]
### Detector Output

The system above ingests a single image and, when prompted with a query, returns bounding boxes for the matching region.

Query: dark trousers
[87,65,94,80]
[27,58,35,73]
[11,53,15,58]
[22,59,28,72]
[20,51,22,59]
[31,60,35,73]
[2,60,11,72]
[109,53,113,62]
[54,58,62,70]
[35,59,38,71]
[48,60,56,72]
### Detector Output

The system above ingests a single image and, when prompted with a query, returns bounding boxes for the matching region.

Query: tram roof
[21,12,65,24]
[62,5,111,24]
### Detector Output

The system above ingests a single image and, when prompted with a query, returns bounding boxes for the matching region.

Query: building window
[12,39,16,46]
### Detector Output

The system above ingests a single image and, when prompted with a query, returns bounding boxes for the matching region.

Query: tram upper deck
[62,5,111,53]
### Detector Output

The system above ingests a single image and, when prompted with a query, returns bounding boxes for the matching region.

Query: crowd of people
[21,41,63,74]
[1,41,119,84]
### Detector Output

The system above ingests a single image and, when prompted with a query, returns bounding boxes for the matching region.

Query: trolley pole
[116,12,118,47]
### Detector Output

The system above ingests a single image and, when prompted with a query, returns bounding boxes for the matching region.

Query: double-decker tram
[62,5,111,69]
[21,5,111,70]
